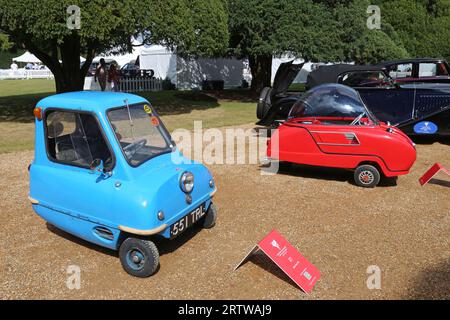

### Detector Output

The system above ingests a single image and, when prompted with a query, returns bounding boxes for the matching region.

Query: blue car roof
[36,91,149,112]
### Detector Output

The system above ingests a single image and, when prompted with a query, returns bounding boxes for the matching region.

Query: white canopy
[13,51,41,64]
[140,45,177,81]
[92,39,145,67]
[13,51,86,64]
[140,45,244,89]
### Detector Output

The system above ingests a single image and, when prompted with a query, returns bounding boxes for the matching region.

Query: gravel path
[0,126,449,299]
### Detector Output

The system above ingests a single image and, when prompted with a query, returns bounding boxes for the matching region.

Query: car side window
[388,63,413,79]
[419,63,449,77]
[45,110,112,168]
[338,71,388,88]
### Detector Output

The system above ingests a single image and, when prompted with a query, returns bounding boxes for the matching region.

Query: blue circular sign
[414,121,438,134]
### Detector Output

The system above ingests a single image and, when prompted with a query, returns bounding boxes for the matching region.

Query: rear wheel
[119,238,159,277]
[256,87,272,119]
[354,165,380,188]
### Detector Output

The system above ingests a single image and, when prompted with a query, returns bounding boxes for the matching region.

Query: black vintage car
[257,61,450,136]
[378,58,450,84]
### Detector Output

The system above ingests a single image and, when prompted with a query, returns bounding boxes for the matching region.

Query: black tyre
[256,87,272,119]
[354,165,381,188]
[203,203,217,229]
[119,237,159,278]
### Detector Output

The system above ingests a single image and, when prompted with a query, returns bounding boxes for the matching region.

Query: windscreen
[108,103,174,167]
[289,84,377,123]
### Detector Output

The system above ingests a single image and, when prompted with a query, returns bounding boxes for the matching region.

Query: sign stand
[419,163,450,186]
[235,229,320,294]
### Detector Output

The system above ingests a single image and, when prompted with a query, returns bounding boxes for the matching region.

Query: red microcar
[266,84,417,188]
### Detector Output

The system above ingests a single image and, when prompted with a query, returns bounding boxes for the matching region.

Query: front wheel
[354,165,380,188]
[119,238,159,278]
[203,203,217,229]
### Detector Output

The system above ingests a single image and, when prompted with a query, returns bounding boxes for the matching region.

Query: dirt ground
[0,125,449,300]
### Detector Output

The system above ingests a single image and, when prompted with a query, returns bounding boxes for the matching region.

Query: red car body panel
[267,117,417,177]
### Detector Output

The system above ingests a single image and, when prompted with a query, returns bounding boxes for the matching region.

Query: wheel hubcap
[359,171,374,185]
[127,249,145,270]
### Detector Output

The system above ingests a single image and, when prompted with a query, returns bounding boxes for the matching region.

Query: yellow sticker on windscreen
[143,104,152,114]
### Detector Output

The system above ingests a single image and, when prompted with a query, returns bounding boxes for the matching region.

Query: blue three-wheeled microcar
[29,91,217,277]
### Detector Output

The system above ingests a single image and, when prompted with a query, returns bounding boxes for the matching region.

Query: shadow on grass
[0,91,224,123]
[0,92,54,122]
[137,91,221,117]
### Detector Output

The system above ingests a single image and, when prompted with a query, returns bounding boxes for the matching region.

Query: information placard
[235,230,320,294]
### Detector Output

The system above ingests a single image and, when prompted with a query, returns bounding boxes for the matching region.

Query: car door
[305,124,366,156]
[36,109,116,228]
[413,83,450,120]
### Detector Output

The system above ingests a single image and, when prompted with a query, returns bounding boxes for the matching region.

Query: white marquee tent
[139,45,244,89]
[12,51,42,64]
[13,51,86,64]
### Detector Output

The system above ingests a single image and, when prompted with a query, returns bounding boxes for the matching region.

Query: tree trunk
[59,34,85,92]
[249,54,273,96]
[22,34,94,93]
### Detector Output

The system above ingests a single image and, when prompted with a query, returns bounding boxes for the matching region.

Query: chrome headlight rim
[180,171,194,193]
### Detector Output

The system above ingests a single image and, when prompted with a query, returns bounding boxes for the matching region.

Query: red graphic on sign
[419,163,450,186]
[235,230,320,294]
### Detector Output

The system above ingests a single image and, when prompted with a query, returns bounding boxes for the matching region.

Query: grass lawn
[0,79,257,153]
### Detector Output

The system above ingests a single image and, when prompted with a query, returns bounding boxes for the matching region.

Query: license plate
[170,203,206,239]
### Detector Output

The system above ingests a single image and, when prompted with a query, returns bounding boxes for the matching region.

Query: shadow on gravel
[404,259,450,300]
[428,178,450,188]
[155,223,204,256]
[266,163,398,188]
[411,136,450,146]
[248,251,299,290]
[47,220,206,259]
[46,223,117,258]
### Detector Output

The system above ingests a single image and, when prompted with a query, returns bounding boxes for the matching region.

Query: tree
[228,0,323,93]
[373,0,450,61]
[0,0,229,92]
[228,0,409,94]
[0,33,13,51]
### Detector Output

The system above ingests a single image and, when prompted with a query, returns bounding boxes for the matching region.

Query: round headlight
[180,172,194,193]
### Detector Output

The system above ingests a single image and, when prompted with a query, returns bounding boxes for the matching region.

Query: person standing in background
[94,58,107,91]
[108,64,121,92]
[10,61,18,70]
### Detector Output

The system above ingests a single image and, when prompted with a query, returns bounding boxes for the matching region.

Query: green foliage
[230,0,450,63]
[0,0,229,91]
[228,0,319,58]
[0,0,228,56]
[352,30,409,64]
[0,34,13,51]
[374,0,450,61]
[228,0,410,63]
